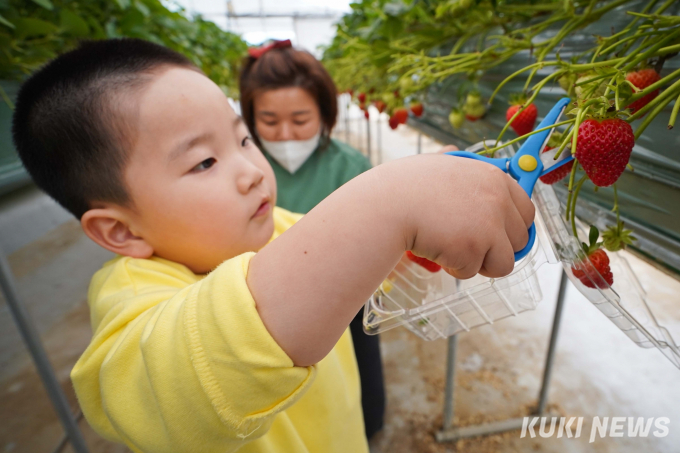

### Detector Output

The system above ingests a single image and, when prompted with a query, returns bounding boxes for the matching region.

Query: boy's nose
[237,164,265,194]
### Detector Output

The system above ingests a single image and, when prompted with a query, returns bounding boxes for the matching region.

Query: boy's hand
[390,154,534,279]
[249,153,533,366]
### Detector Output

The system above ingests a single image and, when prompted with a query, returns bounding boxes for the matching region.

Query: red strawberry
[394,90,400,98]
[359,102,366,111]
[625,69,661,115]
[406,251,441,273]
[572,249,614,288]
[575,118,634,187]
[364,110,369,120]
[506,103,538,136]
[571,226,614,288]
[539,146,573,185]
[410,103,424,117]
[393,107,409,124]
[358,92,366,103]
[374,100,386,113]
[388,115,400,130]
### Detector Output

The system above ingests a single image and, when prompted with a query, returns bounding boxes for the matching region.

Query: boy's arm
[248,153,534,367]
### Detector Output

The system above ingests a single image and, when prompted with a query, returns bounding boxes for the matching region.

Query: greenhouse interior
[1,0,679,452]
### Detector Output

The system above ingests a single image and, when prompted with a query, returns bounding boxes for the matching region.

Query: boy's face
[121,67,277,273]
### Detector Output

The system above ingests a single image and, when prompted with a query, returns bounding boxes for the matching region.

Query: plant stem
[669,93,680,129]
[571,175,588,237]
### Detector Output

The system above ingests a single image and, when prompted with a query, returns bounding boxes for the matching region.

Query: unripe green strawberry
[558,73,576,96]
[575,117,634,187]
[465,92,482,108]
[464,103,485,121]
[449,109,464,129]
[575,74,606,100]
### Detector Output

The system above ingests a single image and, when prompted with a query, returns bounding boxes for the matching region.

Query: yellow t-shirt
[71,207,368,453]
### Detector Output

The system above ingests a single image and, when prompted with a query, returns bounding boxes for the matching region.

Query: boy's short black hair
[12,38,197,219]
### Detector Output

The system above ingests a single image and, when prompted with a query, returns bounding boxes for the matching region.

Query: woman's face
[254,87,322,142]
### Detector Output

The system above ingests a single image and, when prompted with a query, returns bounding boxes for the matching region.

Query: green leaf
[114,0,131,10]
[0,13,14,29]
[119,8,144,34]
[383,1,408,17]
[589,225,599,248]
[31,0,54,10]
[60,9,90,37]
[13,18,58,39]
[135,1,150,17]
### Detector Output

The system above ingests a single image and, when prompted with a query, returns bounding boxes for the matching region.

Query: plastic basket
[363,141,680,369]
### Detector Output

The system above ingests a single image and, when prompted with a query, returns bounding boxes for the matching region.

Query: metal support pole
[442,334,458,430]
[537,269,568,415]
[417,132,422,154]
[437,268,569,443]
[0,252,89,453]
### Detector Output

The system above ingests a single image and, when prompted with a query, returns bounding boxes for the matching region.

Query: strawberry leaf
[589,225,599,249]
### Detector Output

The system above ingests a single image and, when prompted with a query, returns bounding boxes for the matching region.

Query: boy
[12,39,533,453]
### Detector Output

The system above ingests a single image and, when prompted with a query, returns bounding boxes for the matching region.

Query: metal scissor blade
[540,146,574,176]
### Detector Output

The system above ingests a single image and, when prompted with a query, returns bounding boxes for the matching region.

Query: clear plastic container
[363,141,680,369]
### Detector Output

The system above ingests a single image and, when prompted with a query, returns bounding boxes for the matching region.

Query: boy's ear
[81,208,154,258]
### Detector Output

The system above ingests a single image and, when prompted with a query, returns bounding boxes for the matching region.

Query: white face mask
[259,129,322,174]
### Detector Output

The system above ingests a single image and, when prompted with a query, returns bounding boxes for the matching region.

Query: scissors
[445,97,573,261]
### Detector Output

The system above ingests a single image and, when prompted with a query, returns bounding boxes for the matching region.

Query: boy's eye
[191,157,216,172]
[293,120,308,126]
[242,136,252,147]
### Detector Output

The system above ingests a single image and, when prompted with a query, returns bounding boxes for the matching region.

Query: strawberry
[359,102,366,111]
[575,117,634,187]
[539,131,573,185]
[449,108,464,129]
[570,226,614,289]
[388,115,400,130]
[572,249,614,288]
[357,92,366,103]
[625,68,661,115]
[406,251,441,273]
[506,102,538,137]
[410,102,424,117]
[464,106,485,122]
[393,107,409,124]
[539,147,573,185]
[374,100,386,113]
[575,73,607,100]
[364,110,369,120]
[558,73,576,97]
[463,92,485,121]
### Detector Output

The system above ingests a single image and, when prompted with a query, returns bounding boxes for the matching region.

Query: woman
[240,40,385,439]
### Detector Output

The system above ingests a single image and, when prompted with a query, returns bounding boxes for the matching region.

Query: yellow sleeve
[71,254,315,453]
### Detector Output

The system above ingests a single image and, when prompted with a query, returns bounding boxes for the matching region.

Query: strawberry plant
[325,0,680,286]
